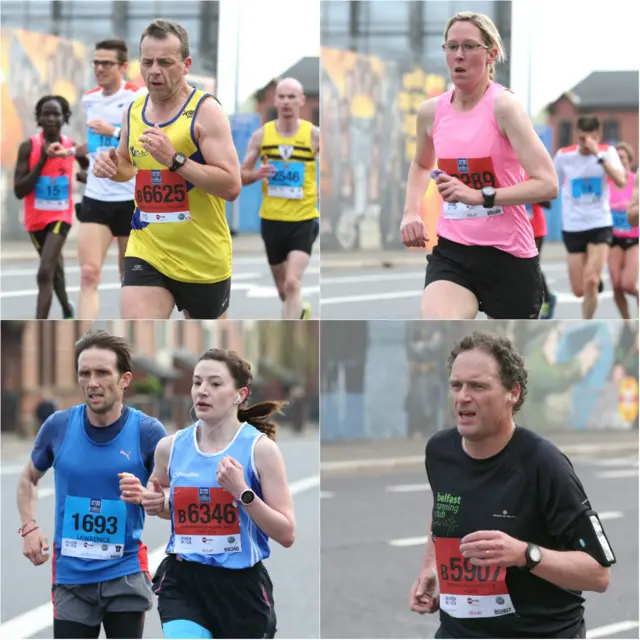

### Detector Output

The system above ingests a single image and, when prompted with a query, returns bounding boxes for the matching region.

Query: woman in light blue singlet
[143,349,296,639]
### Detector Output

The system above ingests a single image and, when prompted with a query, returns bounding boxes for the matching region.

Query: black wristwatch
[481,186,497,208]
[169,152,187,172]
[596,153,605,165]
[522,543,543,571]
[239,489,256,506]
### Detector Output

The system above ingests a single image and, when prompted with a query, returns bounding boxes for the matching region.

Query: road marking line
[319,290,616,306]
[322,455,425,471]
[586,620,639,638]
[321,290,422,305]
[386,483,431,493]
[388,536,427,548]
[320,491,335,499]
[596,469,639,479]
[598,511,624,520]
[591,458,639,467]
[0,474,319,639]
[321,272,418,286]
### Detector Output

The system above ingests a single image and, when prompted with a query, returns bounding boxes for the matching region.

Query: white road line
[590,458,639,467]
[1,464,26,476]
[320,491,335,499]
[0,473,319,640]
[598,511,625,521]
[321,272,417,286]
[586,620,640,638]
[596,469,639,479]
[388,536,427,548]
[321,455,425,472]
[386,483,431,493]
[321,290,422,305]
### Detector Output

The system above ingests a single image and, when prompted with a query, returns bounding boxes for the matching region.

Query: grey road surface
[320,454,639,639]
[320,261,637,320]
[0,254,319,320]
[1,433,320,639]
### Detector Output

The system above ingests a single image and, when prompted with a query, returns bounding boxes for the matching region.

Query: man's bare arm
[17,461,46,527]
[240,128,266,185]
[175,98,241,201]
[109,108,137,183]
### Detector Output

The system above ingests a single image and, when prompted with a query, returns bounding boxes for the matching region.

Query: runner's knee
[284,276,301,298]
[37,265,55,287]
[583,272,600,291]
[80,263,102,288]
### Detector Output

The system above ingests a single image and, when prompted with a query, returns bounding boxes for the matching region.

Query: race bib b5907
[434,537,515,619]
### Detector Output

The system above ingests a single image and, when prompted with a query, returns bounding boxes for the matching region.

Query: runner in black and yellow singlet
[92,19,241,320]
[241,78,319,320]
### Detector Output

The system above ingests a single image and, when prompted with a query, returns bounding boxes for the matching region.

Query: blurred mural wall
[321,320,639,441]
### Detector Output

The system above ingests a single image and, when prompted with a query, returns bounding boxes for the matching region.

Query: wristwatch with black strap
[521,542,543,571]
[481,186,497,209]
[169,152,187,172]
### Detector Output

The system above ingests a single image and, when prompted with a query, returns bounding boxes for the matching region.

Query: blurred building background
[1,320,319,438]
[321,320,639,442]
[1,0,319,241]
[320,0,639,252]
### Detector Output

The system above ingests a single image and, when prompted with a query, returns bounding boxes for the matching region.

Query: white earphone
[233,394,242,405]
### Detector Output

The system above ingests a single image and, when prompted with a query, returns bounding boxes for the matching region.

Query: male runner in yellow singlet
[93,19,241,319]
[241,78,319,320]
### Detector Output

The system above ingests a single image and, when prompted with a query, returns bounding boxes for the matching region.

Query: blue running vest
[53,405,149,584]
[166,422,270,568]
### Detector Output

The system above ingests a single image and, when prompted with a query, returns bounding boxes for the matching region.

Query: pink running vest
[432,82,537,258]
[23,132,75,232]
[609,172,638,239]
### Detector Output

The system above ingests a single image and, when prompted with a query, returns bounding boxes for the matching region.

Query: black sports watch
[169,152,187,172]
[239,489,256,506]
[522,543,543,571]
[481,186,497,208]
[596,153,605,165]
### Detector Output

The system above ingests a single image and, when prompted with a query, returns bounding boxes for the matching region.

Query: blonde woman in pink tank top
[400,12,558,320]
[607,142,638,319]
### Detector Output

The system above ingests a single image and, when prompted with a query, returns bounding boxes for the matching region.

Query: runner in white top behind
[51,39,146,319]
[554,114,626,319]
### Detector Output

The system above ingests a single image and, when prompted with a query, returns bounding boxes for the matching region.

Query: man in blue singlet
[16,329,167,640]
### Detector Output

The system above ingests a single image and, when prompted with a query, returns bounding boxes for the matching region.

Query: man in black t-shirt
[409,332,616,639]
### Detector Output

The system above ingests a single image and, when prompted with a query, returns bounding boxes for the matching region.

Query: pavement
[319,242,638,320]
[0,234,319,320]
[0,432,320,640]
[321,447,639,639]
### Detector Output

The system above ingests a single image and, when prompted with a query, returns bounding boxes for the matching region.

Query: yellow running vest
[126,88,231,283]
[259,120,318,222]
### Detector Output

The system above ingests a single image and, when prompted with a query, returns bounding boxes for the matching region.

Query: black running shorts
[562,226,613,254]
[424,236,543,319]
[123,257,230,319]
[260,218,319,265]
[153,555,276,639]
[78,196,135,238]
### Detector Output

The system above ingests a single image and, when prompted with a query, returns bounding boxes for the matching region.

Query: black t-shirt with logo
[425,426,595,639]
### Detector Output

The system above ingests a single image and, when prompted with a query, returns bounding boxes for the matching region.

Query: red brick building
[254,57,320,125]
[1,321,319,437]
[546,70,639,165]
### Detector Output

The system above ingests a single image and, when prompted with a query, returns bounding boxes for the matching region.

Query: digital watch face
[589,514,615,563]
